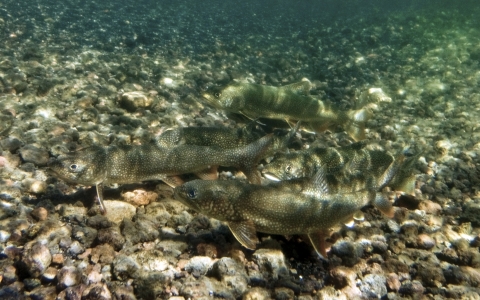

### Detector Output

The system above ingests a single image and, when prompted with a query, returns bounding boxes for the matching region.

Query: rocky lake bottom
[1,0,480,299]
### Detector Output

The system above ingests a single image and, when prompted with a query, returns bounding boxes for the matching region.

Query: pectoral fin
[195,166,219,180]
[162,176,184,188]
[308,229,330,258]
[96,183,107,215]
[353,211,365,221]
[228,220,259,250]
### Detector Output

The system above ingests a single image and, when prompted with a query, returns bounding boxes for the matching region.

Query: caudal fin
[237,134,275,184]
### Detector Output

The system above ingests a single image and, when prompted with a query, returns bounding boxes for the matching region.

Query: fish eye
[214,92,221,98]
[187,188,197,199]
[285,165,292,173]
[70,164,78,171]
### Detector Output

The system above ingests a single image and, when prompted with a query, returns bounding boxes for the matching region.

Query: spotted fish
[174,162,398,257]
[47,135,273,214]
[202,80,375,141]
[263,141,418,195]
[157,121,298,159]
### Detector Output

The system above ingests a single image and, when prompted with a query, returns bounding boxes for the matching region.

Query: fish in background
[174,155,402,257]
[156,121,299,159]
[202,79,391,141]
[263,141,418,195]
[47,134,274,214]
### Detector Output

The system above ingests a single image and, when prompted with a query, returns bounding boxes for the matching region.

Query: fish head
[202,84,244,111]
[47,145,107,186]
[263,154,305,181]
[174,180,242,221]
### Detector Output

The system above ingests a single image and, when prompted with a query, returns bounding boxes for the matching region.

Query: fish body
[203,80,371,141]
[48,135,273,213]
[263,141,416,194]
[156,123,263,149]
[174,167,395,257]
[156,121,297,158]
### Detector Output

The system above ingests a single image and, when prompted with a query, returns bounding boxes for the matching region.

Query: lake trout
[157,121,298,158]
[263,141,418,195]
[174,167,395,257]
[202,80,377,141]
[47,135,273,214]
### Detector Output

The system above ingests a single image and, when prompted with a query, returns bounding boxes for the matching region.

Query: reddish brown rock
[417,233,436,250]
[386,273,401,292]
[30,207,48,221]
[122,189,158,206]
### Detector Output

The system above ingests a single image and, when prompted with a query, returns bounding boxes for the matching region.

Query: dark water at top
[1,0,478,55]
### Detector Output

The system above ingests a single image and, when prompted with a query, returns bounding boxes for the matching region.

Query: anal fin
[373,192,395,218]
[228,220,259,250]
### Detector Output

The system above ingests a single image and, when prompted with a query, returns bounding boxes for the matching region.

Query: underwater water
[1,0,480,298]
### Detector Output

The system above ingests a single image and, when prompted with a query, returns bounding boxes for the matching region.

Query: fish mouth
[262,172,281,182]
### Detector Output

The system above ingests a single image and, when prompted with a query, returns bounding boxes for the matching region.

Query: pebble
[418,200,443,215]
[274,287,295,300]
[387,220,401,233]
[242,287,271,300]
[28,285,57,300]
[122,189,158,206]
[416,233,436,250]
[56,284,87,300]
[122,215,160,244]
[67,240,85,256]
[97,226,126,251]
[23,179,47,194]
[19,144,49,166]
[120,91,153,111]
[184,256,214,277]
[329,266,357,289]
[330,240,364,267]
[398,280,425,297]
[252,248,289,280]
[460,202,480,226]
[90,244,116,264]
[386,273,401,292]
[103,200,136,224]
[1,265,17,285]
[23,242,52,277]
[41,266,57,282]
[51,253,64,265]
[358,274,387,298]
[30,207,48,221]
[0,137,23,151]
[210,257,249,297]
[57,266,81,290]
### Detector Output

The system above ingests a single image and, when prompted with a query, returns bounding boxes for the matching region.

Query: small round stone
[31,207,48,221]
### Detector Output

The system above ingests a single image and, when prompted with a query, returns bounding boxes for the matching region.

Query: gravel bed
[1,0,480,299]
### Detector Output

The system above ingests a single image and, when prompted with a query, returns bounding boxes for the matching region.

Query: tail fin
[389,151,422,195]
[344,108,372,141]
[236,134,275,184]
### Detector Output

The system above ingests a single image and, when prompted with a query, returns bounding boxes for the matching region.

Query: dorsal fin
[304,167,330,197]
